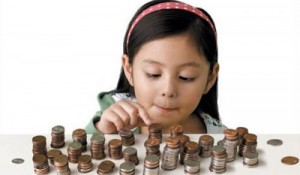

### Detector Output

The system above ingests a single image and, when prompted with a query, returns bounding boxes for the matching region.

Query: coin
[12,158,24,164]
[281,156,299,165]
[267,139,283,146]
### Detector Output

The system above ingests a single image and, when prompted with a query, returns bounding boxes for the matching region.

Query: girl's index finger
[130,102,152,126]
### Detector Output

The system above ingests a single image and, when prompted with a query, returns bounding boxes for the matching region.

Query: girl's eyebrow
[143,59,201,68]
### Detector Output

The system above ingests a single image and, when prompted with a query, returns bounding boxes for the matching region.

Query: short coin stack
[32,135,47,156]
[77,154,93,173]
[119,129,135,146]
[97,160,115,175]
[123,147,139,165]
[51,125,65,148]
[32,154,50,175]
[179,141,199,165]
[119,161,135,175]
[108,139,123,159]
[143,154,160,175]
[90,133,106,160]
[238,133,258,157]
[148,123,163,143]
[198,135,214,158]
[144,137,161,157]
[72,129,87,152]
[222,129,239,162]
[209,145,227,173]
[53,154,71,175]
[170,124,184,138]
[67,142,82,163]
[47,149,62,165]
[243,151,259,167]
[184,160,200,175]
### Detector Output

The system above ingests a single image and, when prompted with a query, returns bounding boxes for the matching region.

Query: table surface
[1,134,299,175]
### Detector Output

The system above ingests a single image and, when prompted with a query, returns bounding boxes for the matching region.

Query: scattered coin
[267,139,283,146]
[12,158,24,164]
[281,156,299,165]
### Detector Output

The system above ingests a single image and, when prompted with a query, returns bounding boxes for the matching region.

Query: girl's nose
[161,79,177,98]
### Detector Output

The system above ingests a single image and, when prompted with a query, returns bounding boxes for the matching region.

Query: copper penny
[72,129,86,137]
[47,149,62,158]
[243,133,257,143]
[98,160,115,173]
[144,138,160,147]
[148,123,162,132]
[281,156,299,165]
[108,139,122,149]
[32,135,46,144]
[54,154,68,166]
[199,135,214,143]
[170,124,183,133]
[78,154,92,163]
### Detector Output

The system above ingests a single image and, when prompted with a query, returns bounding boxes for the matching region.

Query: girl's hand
[96,100,152,134]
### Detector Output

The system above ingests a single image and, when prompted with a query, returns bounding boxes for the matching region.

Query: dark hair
[111,0,220,121]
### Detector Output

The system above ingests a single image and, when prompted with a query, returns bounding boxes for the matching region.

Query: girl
[85,0,226,134]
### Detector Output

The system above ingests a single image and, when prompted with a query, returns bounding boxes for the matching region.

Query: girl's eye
[146,73,161,78]
[179,76,195,82]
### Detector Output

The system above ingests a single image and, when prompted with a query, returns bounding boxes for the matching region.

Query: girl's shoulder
[199,111,227,134]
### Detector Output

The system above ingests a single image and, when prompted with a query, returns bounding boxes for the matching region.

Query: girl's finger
[129,101,152,126]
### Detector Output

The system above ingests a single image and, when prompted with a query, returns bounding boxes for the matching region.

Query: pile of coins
[72,129,87,152]
[77,154,93,173]
[198,134,214,158]
[90,133,106,160]
[47,149,62,165]
[161,137,181,170]
[32,154,50,175]
[243,151,259,167]
[32,135,47,156]
[119,161,135,175]
[119,129,135,146]
[222,129,239,162]
[238,133,258,157]
[51,125,65,148]
[209,145,227,173]
[144,138,161,157]
[148,123,163,143]
[236,127,249,145]
[170,124,184,138]
[143,154,160,175]
[184,160,200,175]
[123,147,139,165]
[97,160,115,175]
[53,154,71,175]
[108,139,123,159]
[179,141,199,165]
[67,142,82,163]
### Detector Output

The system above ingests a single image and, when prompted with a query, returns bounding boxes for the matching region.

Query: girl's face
[123,33,218,128]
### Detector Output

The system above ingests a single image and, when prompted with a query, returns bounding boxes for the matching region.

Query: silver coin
[12,158,24,164]
[267,139,283,146]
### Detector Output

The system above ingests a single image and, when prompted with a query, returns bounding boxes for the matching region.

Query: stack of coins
[123,147,139,165]
[223,129,239,162]
[177,135,191,158]
[119,161,135,175]
[148,123,163,143]
[119,129,135,146]
[143,154,160,175]
[108,139,123,159]
[236,127,248,145]
[243,151,259,167]
[198,135,214,158]
[161,137,181,170]
[77,154,93,173]
[67,142,82,163]
[238,133,258,157]
[97,160,115,175]
[53,154,71,175]
[32,135,47,156]
[180,141,199,165]
[47,149,62,165]
[90,133,106,160]
[72,129,87,152]
[32,154,50,175]
[170,124,184,138]
[209,145,227,174]
[51,125,65,148]
[144,138,161,157]
[184,160,200,175]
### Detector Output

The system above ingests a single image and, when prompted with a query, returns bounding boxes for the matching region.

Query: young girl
[85,0,226,134]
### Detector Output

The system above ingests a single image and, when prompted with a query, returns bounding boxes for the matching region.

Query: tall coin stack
[144,138,161,157]
[198,135,214,158]
[72,128,87,152]
[236,127,248,145]
[97,160,115,175]
[67,142,82,163]
[77,154,93,173]
[32,135,47,156]
[238,133,258,157]
[123,147,139,165]
[143,154,160,175]
[179,141,199,165]
[90,133,106,160]
[53,154,71,175]
[119,129,135,146]
[148,123,163,143]
[47,149,62,165]
[32,154,50,175]
[209,145,227,173]
[51,125,65,148]
[184,160,200,175]
[170,124,184,138]
[108,139,123,159]
[161,137,181,170]
[119,161,135,175]
[176,134,190,159]
[223,129,239,162]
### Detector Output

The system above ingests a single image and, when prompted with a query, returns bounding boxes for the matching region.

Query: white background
[0,0,299,134]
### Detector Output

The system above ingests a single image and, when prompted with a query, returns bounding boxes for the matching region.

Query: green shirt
[85,92,227,134]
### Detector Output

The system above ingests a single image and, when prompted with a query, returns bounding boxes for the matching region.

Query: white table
[1,134,299,174]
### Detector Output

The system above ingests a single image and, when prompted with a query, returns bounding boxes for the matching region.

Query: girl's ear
[122,54,134,86]
[204,63,219,94]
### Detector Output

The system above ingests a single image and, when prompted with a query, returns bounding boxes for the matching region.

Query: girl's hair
[110,0,220,121]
